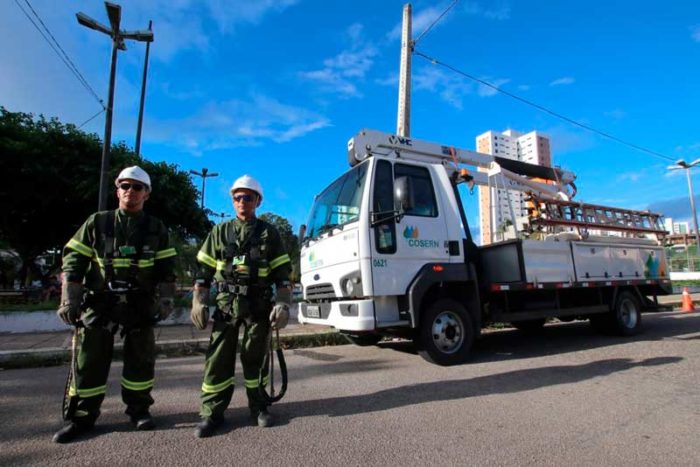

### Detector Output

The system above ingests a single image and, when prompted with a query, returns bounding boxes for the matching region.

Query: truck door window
[394,163,438,217]
[373,160,397,254]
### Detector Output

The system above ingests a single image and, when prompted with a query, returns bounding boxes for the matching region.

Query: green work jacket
[196,217,291,317]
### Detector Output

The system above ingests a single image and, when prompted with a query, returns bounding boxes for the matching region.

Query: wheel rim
[618,298,638,328]
[430,310,464,354]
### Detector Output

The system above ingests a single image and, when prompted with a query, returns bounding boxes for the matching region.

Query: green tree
[0,106,211,283]
[259,212,300,282]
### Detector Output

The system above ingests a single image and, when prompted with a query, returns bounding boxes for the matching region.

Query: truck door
[370,160,450,298]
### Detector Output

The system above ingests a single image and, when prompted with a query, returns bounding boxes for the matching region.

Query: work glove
[57,281,83,326]
[191,285,210,330]
[157,282,177,321]
[269,285,292,330]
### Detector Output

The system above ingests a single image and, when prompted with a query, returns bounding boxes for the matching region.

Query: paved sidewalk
[0,293,694,369]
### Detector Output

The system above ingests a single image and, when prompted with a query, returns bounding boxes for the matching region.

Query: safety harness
[85,210,161,332]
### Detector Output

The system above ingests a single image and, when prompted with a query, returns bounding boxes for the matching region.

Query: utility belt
[82,281,155,332]
[215,279,272,320]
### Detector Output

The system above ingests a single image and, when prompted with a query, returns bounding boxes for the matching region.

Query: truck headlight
[341,276,362,297]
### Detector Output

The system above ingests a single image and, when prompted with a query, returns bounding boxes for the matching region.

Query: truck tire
[343,333,382,347]
[611,291,642,336]
[590,290,642,336]
[511,318,546,334]
[415,298,474,366]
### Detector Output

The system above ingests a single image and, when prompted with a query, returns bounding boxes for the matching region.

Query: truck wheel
[343,333,382,346]
[511,318,546,334]
[590,291,642,336]
[611,291,642,336]
[415,299,474,366]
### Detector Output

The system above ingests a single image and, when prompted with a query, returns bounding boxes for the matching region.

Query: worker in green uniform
[52,166,177,444]
[191,174,292,438]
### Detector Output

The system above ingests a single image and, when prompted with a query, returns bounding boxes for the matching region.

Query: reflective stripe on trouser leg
[240,317,271,413]
[72,325,114,422]
[200,319,239,419]
[121,326,156,417]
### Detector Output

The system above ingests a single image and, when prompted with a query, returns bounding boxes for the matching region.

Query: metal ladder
[526,195,667,238]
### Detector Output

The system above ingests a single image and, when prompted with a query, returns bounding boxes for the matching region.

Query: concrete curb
[0,330,350,370]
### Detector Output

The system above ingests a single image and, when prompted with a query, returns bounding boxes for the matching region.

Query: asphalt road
[2,311,699,466]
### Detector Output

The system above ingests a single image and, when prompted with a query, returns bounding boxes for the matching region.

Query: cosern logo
[403,226,439,248]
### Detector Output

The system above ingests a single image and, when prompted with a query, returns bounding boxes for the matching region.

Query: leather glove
[269,284,292,329]
[191,285,210,330]
[157,282,177,321]
[57,281,83,326]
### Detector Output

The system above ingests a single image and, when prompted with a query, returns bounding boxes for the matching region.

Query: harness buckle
[226,284,248,295]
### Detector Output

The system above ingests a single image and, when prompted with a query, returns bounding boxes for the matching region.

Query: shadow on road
[273,356,682,424]
[377,312,700,364]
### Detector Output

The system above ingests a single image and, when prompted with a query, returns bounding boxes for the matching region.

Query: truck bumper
[297,299,375,332]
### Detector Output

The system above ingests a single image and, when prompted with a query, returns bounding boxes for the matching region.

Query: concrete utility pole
[396,3,412,137]
[76,2,154,210]
[189,168,219,209]
[135,20,153,157]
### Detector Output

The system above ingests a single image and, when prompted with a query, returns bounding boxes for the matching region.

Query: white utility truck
[297,129,670,365]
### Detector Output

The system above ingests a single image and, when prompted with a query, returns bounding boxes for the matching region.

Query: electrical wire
[15,0,105,109]
[414,0,460,47]
[78,108,105,129]
[414,49,676,163]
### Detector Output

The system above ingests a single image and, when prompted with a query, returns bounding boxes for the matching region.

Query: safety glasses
[233,194,255,202]
[119,183,146,192]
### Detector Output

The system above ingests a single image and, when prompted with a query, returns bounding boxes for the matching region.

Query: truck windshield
[304,162,368,240]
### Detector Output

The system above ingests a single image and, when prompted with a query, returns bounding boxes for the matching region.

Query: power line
[14,0,105,109]
[414,49,676,163]
[414,0,460,46]
[78,108,105,129]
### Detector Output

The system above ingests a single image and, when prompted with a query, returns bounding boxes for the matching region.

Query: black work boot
[130,412,155,431]
[252,408,275,428]
[52,421,94,444]
[194,416,223,438]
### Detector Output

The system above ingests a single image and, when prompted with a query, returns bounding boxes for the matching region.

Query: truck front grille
[306,283,336,300]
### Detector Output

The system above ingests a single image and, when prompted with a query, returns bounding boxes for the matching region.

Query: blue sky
[2,0,700,240]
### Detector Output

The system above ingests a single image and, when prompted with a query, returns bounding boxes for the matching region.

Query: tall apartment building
[476,129,552,245]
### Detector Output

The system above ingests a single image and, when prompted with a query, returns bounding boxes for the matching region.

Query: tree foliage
[259,212,301,282]
[0,106,211,281]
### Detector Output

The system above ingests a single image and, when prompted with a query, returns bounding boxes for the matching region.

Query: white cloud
[388,5,447,41]
[412,68,508,109]
[517,84,530,91]
[477,78,510,97]
[550,77,575,86]
[299,23,379,98]
[147,94,330,154]
[691,24,700,42]
[463,1,511,21]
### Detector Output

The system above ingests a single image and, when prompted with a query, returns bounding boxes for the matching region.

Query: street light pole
[135,20,153,157]
[76,2,154,211]
[668,158,700,269]
[189,168,219,209]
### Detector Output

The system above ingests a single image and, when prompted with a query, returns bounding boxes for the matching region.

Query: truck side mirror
[395,176,415,212]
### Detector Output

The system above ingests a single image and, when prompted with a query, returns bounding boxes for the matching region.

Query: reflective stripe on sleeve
[155,248,177,260]
[197,251,217,269]
[66,238,95,258]
[269,254,291,270]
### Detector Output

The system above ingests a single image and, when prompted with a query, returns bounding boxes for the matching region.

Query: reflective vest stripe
[121,377,155,391]
[94,258,155,269]
[269,254,291,270]
[201,377,234,394]
[69,384,107,398]
[197,251,217,269]
[155,248,177,260]
[66,238,95,258]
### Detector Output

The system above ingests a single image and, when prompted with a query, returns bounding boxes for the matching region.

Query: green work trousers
[199,314,271,419]
[69,324,156,424]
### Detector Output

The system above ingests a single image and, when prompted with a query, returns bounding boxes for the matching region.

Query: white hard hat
[230,174,263,201]
[115,166,151,191]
